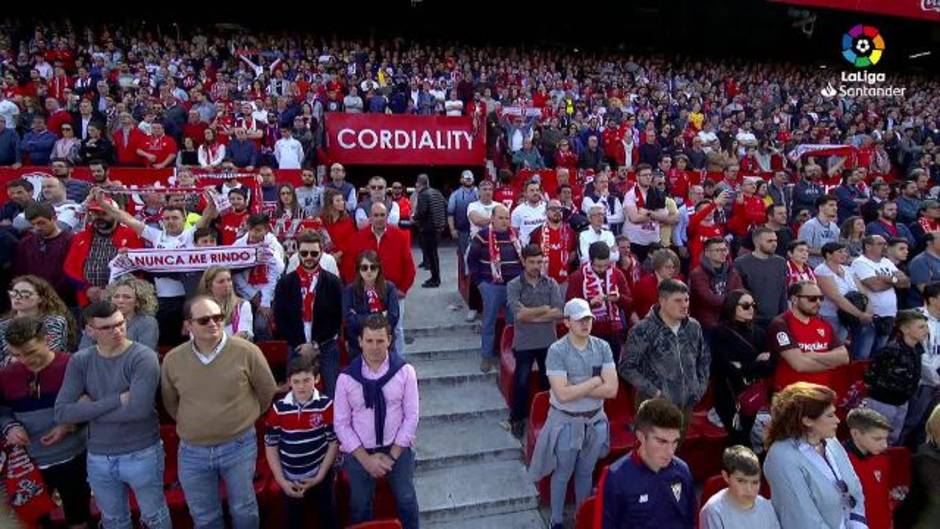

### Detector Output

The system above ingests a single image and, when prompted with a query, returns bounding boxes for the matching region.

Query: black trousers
[418,230,440,282]
[156,295,186,347]
[39,452,91,528]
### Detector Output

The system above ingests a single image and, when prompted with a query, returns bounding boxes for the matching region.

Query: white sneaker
[466,310,478,322]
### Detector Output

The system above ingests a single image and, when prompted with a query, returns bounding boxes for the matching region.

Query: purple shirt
[333,355,419,453]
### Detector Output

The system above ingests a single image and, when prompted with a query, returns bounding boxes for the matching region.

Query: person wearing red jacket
[726,177,768,240]
[630,249,683,321]
[493,169,518,210]
[687,193,730,270]
[689,238,743,332]
[112,112,148,166]
[346,202,416,355]
[554,139,578,174]
[602,119,625,164]
[566,241,632,362]
[135,122,177,168]
[63,197,142,307]
[844,408,893,529]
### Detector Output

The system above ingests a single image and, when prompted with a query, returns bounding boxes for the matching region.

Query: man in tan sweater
[161,296,277,529]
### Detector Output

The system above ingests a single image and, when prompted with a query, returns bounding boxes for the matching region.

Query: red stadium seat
[258,340,289,375]
[336,469,401,527]
[679,411,728,482]
[701,475,726,506]
[498,325,515,404]
[347,521,404,529]
[575,495,597,529]
[887,446,911,489]
[701,473,771,506]
[525,391,551,463]
[604,382,638,459]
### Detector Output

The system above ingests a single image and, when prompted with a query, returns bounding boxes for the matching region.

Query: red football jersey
[769,311,842,391]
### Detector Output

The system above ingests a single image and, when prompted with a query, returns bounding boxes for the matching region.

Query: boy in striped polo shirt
[265,357,339,529]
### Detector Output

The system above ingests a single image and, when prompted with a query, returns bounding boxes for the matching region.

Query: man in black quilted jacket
[413,173,447,288]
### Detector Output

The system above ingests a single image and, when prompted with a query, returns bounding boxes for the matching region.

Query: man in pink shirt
[333,314,419,529]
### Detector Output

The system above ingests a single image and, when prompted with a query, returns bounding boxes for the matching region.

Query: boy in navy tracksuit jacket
[601,398,695,529]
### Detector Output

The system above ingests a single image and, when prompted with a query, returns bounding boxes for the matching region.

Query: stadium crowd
[0,17,937,529]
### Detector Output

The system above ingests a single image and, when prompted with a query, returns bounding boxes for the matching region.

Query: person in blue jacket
[342,250,400,359]
[20,115,57,166]
[601,398,695,529]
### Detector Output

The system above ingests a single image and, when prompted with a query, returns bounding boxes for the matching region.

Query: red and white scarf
[296,266,320,323]
[366,287,385,313]
[786,260,816,286]
[540,223,572,280]
[581,263,624,332]
[919,217,940,234]
[488,228,523,284]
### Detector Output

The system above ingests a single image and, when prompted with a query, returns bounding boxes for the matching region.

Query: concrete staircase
[406,325,545,529]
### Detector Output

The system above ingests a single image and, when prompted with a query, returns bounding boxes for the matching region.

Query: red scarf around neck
[487,227,522,284]
[581,262,623,332]
[296,265,320,322]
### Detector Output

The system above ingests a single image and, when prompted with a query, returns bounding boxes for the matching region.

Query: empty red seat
[575,495,597,529]
[258,340,289,377]
[525,391,551,463]
[679,412,727,482]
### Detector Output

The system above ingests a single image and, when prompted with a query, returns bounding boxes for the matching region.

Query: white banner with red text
[108,245,275,281]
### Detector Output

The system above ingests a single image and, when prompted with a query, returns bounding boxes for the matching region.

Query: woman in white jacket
[763,382,868,529]
[197,128,225,168]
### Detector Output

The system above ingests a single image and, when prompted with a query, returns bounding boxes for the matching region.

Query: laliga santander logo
[821,25,905,99]
[841,24,884,68]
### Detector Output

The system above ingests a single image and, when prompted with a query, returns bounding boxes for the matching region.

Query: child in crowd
[845,408,893,529]
[265,357,339,529]
[700,445,780,529]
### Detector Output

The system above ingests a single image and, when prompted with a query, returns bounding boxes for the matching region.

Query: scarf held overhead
[109,244,274,281]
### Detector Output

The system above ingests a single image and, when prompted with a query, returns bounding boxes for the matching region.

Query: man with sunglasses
[55,301,169,529]
[161,296,277,529]
[768,281,849,392]
[274,231,344,396]
[1,317,90,529]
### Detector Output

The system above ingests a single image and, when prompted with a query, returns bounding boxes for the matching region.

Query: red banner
[770,0,940,22]
[324,113,486,166]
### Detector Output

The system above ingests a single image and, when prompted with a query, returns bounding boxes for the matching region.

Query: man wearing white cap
[448,170,479,283]
[528,298,618,529]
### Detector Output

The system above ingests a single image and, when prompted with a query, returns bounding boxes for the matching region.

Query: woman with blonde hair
[0,275,75,364]
[895,404,940,528]
[763,382,866,529]
[198,266,253,340]
[78,276,159,350]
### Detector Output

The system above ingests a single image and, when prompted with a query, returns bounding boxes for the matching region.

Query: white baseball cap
[461,170,475,182]
[564,299,594,320]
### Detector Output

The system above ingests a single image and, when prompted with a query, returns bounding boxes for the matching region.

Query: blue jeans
[289,338,340,398]
[395,299,406,356]
[551,420,609,525]
[479,282,513,359]
[823,315,877,360]
[178,428,259,529]
[87,442,171,529]
[345,447,419,529]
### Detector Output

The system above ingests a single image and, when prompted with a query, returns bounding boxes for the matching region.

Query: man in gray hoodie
[620,279,710,433]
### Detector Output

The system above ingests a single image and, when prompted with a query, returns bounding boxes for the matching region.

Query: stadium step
[423,508,546,529]
[411,354,496,389]
[406,333,480,361]
[416,460,540,525]
[405,321,480,340]
[418,379,507,425]
[415,415,522,471]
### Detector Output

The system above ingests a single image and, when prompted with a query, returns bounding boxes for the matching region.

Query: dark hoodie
[620,306,710,408]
